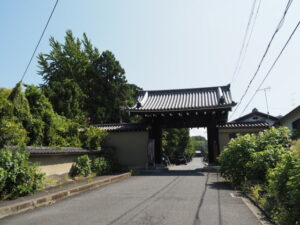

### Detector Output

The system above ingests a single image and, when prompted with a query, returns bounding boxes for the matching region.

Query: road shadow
[207,181,233,191]
[136,168,205,176]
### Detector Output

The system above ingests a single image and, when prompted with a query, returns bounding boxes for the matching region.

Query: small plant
[69,155,92,177]
[0,147,45,200]
[80,126,108,150]
[92,157,111,176]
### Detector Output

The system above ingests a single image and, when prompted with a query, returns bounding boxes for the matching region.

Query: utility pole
[258,87,271,115]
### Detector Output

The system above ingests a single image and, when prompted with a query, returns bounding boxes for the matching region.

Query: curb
[244,193,278,225]
[0,172,131,220]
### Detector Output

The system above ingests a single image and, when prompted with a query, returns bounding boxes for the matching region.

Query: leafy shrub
[92,157,111,175]
[267,152,300,225]
[219,127,291,185]
[247,145,288,182]
[0,117,28,148]
[292,140,300,159]
[101,148,120,172]
[0,168,7,194]
[0,148,45,200]
[69,155,92,177]
[219,133,257,185]
[80,126,108,150]
[256,127,291,150]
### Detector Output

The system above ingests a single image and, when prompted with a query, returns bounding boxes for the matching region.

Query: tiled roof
[129,84,235,112]
[232,108,279,123]
[218,122,270,129]
[9,146,101,155]
[93,123,148,132]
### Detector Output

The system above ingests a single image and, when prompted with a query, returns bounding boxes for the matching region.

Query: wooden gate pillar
[207,117,220,164]
[151,122,162,164]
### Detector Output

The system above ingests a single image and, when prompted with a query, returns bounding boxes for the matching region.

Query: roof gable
[232,109,279,125]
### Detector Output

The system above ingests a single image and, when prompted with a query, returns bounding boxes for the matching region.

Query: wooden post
[150,121,162,164]
[207,117,220,164]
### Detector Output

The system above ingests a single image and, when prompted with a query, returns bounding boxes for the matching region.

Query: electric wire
[20,0,59,82]
[234,0,262,80]
[240,19,300,115]
[230,0,294,119]
[230,0,257,84]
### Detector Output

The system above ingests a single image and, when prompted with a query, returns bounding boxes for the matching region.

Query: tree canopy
[38,30,140,124]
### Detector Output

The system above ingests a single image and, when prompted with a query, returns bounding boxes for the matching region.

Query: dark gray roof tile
[218,122,270,129]
[129,84,235,112]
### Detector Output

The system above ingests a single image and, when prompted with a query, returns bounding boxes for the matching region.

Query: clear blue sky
[1,0,299,129]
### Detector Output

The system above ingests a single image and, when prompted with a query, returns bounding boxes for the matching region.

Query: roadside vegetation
[190,135,207,159]
[0,147,44,200]
[162,128,195,164]
[219,127,300,225]
[0,31,139,200]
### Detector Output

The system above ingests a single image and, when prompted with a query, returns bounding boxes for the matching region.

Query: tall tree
[38,30,139,124]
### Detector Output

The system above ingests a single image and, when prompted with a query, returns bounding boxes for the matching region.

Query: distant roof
[278,105,300,122]
[232,108,278,124]
[129,84,236,113]
[93,123,148,132]
[218,122,270,129]
[9,146,102,155]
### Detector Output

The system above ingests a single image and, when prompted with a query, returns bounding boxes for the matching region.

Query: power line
[240,19,300,115]
[230,0,294,119]
[234,0,262,80]
[230,0,258,84]
[20,0,59,82]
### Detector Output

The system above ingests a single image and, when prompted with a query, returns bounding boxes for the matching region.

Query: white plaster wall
[218,128,266,152]
[104,131,149,168]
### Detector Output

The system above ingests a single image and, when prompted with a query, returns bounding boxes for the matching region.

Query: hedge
[219,128,300,225]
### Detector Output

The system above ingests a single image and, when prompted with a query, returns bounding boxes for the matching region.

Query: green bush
[80,126,108,150]
[219,127,291,185]
[0,148,45,200]
[0,167,7,194]
[102,148,120,172]
[0,117,28,148]
[219,133,257,185]
[69,155,92,177]
[247,145,288,182]
[256,127,291,150]
[92,157,111,176]
[267,152,300,225]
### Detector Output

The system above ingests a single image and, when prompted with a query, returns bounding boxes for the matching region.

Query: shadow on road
[207,181,233,190]
[136,168,205,176]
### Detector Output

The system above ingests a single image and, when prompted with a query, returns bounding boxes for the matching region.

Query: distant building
[276,105,300,138]
[218,108,279,152]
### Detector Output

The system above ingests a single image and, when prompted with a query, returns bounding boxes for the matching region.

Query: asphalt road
[1,158,261,225]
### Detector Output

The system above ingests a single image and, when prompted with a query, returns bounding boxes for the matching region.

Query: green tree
[38,30,139,124]
[162,128,194,162]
